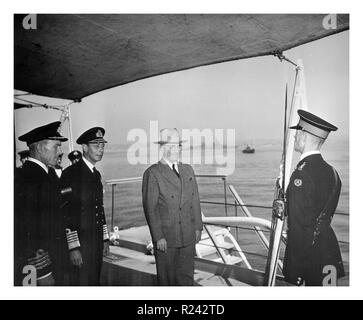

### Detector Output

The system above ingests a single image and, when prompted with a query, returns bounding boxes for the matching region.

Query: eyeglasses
[88,142,106,148]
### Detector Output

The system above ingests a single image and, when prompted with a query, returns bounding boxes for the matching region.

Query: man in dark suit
[142,128,203,286]
[15,121,68,286]
[61,127,110,286]
[283,110,345,286]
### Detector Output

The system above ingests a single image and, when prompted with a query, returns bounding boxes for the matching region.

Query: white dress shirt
[163,157,179,173]
[299,150,321,162]
[27,157,48,173]
[82,157,95,173]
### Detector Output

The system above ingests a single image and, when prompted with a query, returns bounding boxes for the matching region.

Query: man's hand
[70,249,83,268]
[196,230,202,243]
[37,273,55,286]
[103,241,110,256]
[157,238,167,252]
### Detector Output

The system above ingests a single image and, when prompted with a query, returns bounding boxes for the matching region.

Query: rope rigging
[272,51,300,69]
[14,96,72,112]
[14,94,77,151]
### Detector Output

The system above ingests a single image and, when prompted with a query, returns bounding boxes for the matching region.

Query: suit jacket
[142,160,203,248]
[61,159,109,258]
[283,154,345,285]
[14,161,67,283]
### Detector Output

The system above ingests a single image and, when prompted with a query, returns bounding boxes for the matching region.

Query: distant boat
[242,145,255,154]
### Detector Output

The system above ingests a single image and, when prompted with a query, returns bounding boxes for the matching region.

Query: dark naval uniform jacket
[283,153,345,286]
[61,158,109,285]
[14,160,68,285]
[142,161,203,248]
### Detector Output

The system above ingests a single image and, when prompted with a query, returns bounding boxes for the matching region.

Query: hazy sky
[14,30,349,151]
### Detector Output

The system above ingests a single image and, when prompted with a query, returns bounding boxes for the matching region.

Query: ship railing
[105,174,279,272]
[106,176,143,230]
[105,174,230,230]
[105,174,348,274]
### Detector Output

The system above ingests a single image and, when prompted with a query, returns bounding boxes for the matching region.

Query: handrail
[203,216,271,230]
[195,174,228,216]
[229,185,271,249]
[106,177,142,185]
[105,174,349,274]
[202,215,228,265]
[199,200,349,216]
[106,174,227,185]
[195,174,227,179]
[229,185,284,272]
[106,174,230,227]
[200,200,272,210]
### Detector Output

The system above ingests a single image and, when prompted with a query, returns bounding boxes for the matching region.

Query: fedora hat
[154,128,187,145]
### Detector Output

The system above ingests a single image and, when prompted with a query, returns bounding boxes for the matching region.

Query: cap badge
[294,179,302,187]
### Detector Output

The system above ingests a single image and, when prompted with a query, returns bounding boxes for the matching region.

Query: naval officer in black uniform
[283,110,345,286]
[68,150,82,165]
[61,127,110,286]
[14,121,68,286]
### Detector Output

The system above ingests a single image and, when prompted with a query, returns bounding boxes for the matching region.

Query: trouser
[154,243,195,286]
[69,252,103,286]
[49,238,69,286]
[69,238,103,286]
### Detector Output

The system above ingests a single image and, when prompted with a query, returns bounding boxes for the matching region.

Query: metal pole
[235,201,239,242]
[111,184,115,230]
[223,177,228,216]
[203,224,228,264]
[229,185,283,272]
[67,106,74,152]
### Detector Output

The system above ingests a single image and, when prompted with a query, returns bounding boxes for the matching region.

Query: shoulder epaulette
[297,162,306,171]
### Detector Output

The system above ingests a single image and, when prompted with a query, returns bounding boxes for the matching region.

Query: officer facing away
[283,110,345,286]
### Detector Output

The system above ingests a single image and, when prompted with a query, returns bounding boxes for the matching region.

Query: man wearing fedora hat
[142,128,203,286]
[283,110,345,286]
[15,121,68,286]
[61,127,110,285]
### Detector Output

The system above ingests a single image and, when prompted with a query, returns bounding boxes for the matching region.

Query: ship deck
[101,225,349,286]
[101,225,251,286]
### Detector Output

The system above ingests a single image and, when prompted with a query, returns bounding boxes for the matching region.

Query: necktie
[93,167,100,178]
[48,167,57,180]
[172,164,180,178]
